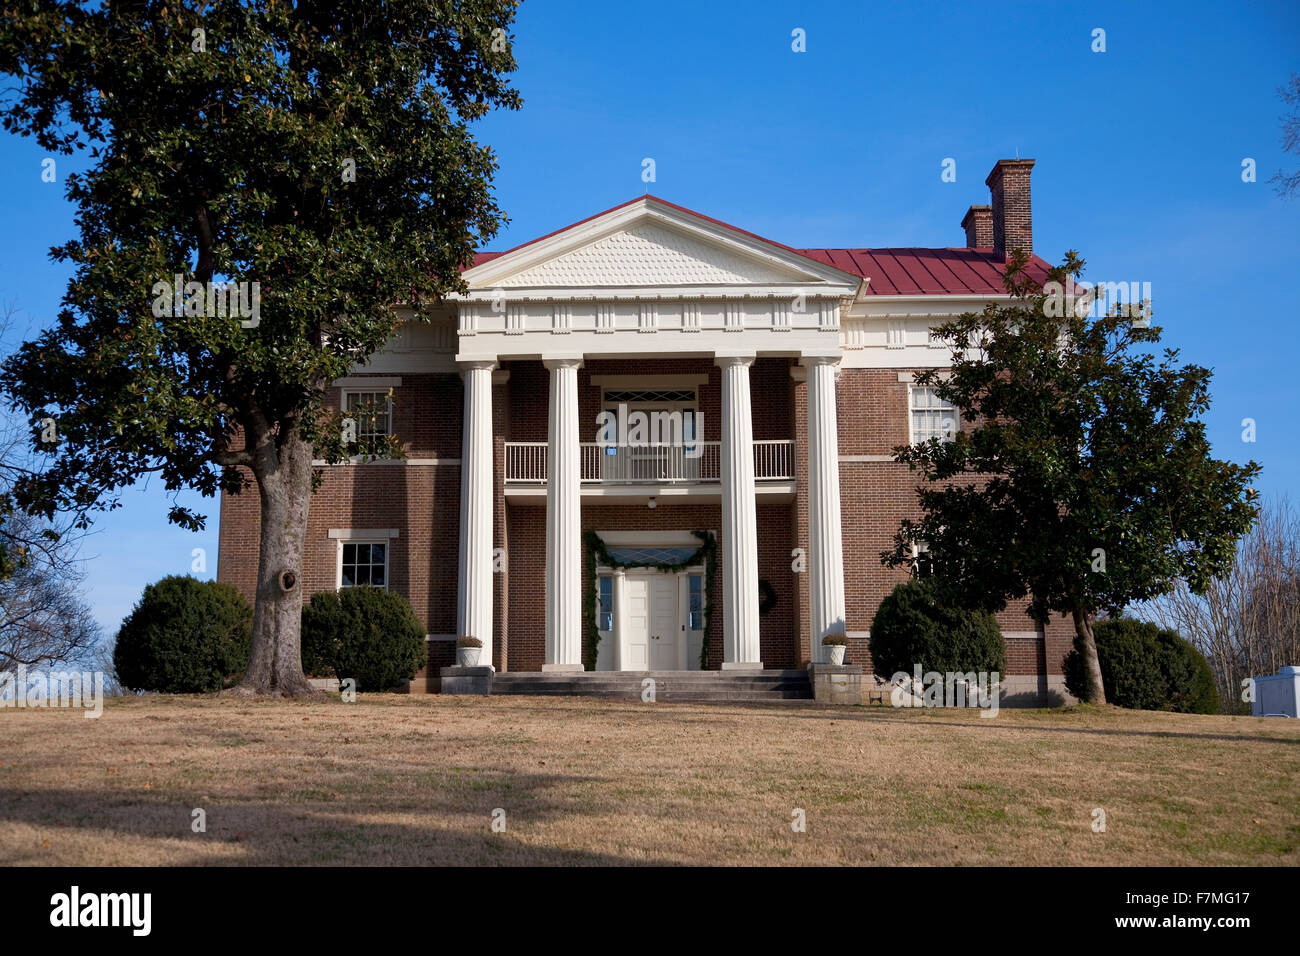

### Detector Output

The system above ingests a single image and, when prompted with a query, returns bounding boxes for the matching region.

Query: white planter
[825,644,846,666]
[456,646,481,667]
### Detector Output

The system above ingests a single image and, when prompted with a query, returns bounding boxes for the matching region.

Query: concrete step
[493,670,807,683]
[489,669,812,701]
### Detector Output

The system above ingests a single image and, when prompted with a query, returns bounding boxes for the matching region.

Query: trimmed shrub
[300,587,426,691]
[869,578,1005,677]
[1065,617,1165,710]
[1064,617,1219,714]
[1157,629,1220,714]
[113,576,251,693]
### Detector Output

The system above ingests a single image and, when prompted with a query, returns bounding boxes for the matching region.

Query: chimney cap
[985,158,1036,188]
[960,204,992,229]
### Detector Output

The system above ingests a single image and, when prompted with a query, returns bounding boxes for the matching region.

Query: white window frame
[911,540,933,578]
[909,385,959,444]
[330,529,399,591]
[342,388,394,444]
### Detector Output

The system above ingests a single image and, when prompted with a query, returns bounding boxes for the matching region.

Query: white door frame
[594,530,713,672]
[595,564,705,671]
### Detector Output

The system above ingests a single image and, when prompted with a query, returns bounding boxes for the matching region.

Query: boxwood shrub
[113,575,252,693]
[301,586,426,691]
[1064,617,1219,714]
[869,577,1005,677]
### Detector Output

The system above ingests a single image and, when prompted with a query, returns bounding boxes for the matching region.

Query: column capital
[457,359,497,374]
[799,352,842,368]
[714,352,756,368]
[543,356,584,370]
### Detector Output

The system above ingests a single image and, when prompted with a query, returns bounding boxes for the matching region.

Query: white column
[456,360,495,667]
[543,357,584,671]
[611,570,627,672]
[717,354,762,670]
[806,355,847,663]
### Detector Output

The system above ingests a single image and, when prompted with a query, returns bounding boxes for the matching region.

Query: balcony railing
[505,440,794,485]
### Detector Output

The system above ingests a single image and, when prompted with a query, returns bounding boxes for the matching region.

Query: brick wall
[834,367,1073,678]
[326,372,462,459]
[217,358,1073,694]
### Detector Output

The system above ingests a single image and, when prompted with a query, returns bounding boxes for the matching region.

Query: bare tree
[1270,73,1300,199]
[0,302,101,670]
[1144,496,1300,710]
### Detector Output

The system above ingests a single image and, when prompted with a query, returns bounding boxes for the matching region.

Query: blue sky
[0,0,1296,635]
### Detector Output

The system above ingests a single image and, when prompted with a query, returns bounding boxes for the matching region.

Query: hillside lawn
[1,694,1296,866]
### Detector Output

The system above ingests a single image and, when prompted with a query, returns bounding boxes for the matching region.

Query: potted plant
[455,635,482,667]
[821,632,849,665]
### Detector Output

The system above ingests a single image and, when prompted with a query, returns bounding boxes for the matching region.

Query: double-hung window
[344,390,393,451]
[909,385,959,444]
[340,542,388,589]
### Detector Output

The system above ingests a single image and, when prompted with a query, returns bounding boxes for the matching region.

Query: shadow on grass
[0,773,664,866]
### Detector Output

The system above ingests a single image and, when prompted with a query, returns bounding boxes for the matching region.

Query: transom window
[603,388,696,404]
[344,390,393,443]
[909,385,959,443]
[340,542,387,589]
[607,546,700,565]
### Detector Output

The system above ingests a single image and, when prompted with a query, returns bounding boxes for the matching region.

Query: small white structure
[1251,666,1300,718]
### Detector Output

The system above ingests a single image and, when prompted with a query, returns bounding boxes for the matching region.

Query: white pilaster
[612,569,627,672]
[456,360,495,666]
[806,355,847,663]
[717,354,762,670]
[543,357,585,671]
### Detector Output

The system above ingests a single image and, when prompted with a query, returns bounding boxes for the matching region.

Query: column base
[720,661,764,671]
[541,663,586,673]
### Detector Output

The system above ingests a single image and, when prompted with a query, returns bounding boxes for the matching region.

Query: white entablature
[453,196,861,362]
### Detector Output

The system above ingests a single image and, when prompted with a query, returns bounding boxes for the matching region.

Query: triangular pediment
[463,197,860,293]
[497,220,804,287]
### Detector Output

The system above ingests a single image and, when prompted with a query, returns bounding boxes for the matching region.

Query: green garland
[583,529,717,670]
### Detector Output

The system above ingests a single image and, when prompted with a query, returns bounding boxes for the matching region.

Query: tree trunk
[230,428,319,698]
[1072,608,1108,705]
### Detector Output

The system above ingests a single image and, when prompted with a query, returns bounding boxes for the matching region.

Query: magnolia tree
[884,251,1260,704]
[0,1,521,695]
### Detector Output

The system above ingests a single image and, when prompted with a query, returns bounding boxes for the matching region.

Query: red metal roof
[796,247,1053,296]
[467,196,1053,296]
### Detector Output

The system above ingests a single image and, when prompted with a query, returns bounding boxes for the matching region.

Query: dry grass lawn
[1,694,1297,865]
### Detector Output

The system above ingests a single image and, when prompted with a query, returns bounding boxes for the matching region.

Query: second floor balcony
[504,440,795,503]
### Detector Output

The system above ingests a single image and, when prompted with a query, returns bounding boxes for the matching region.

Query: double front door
[623,573,681,670]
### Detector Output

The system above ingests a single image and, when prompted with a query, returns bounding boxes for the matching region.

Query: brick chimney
[985,159,1035,257]
[960,204,993,249]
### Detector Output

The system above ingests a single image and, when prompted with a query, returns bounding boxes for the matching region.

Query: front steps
[490,669,812,702]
